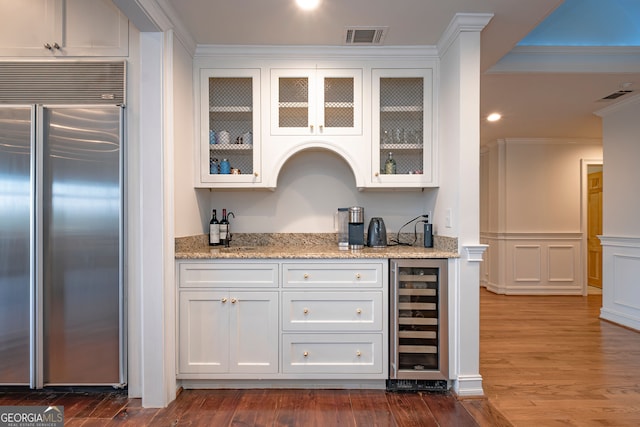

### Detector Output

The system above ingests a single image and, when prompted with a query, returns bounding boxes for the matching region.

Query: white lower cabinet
[178,290,279,375]
[281,262,387,378]
[177,261,279,377]
[177,259,388,383]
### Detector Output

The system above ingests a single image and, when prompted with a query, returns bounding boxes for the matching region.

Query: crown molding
[437,13,494,56]
[114,0,197,56]
[488,46,640,74]
[194,44,439,60]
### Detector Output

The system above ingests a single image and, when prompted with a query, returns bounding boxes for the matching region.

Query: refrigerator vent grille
[0,61,125,105]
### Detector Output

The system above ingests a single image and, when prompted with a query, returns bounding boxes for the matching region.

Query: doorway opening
[581,159,603,295]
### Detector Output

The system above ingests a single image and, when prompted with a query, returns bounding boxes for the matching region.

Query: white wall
[189,149,434,236]
[172,35,201,238]
[480,138,603,295]
[599,97,640,237]
[505,140,602,232]
[596,94,640,331]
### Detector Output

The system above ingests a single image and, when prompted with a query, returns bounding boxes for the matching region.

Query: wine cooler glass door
[390,259,448,380]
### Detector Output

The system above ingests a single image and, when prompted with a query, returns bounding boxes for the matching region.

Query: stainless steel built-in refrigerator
[0,104,125,388]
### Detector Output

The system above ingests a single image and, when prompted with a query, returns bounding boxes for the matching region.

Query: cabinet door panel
[316,69,362,136]
[271,69,315,135]
[0,0,127,57]
[64,0,128,56]
[0,0,61,55]
[229,291,279,373]
[371,68,436,188]
[179,291,229,374]
[199,69,262,187]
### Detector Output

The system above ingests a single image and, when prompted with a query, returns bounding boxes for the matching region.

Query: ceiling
[162,0,640,146]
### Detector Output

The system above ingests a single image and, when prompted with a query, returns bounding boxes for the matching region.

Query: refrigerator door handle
[118,105,127,386]
[31,104,44,389]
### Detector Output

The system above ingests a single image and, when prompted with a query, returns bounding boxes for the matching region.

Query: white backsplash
[207,149,436,234]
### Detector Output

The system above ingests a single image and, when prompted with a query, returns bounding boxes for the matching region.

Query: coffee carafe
[348,206,365,250]
[334,208,349,250]
[367,217,387,248]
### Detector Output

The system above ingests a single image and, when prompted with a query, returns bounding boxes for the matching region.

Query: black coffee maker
[348,206,364,249]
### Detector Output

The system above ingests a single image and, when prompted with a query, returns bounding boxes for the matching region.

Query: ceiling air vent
[600,90,633,101]
[344,26,388,45]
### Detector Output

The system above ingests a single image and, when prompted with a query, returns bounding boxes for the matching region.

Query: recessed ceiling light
[487,113,502,122]
[296,0,320,10]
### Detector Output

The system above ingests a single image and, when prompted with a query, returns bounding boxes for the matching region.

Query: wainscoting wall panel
[513,245,541,282]
[548,245,575,282]
[600,236,640,331]
[481,233,583,295]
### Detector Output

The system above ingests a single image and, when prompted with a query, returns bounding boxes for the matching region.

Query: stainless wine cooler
[388,259,448,391]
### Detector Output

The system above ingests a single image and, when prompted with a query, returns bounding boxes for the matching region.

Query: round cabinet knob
[355,273,361,279]
[254,172,259,177]
[356,351,362,357]
[231,298,237,304]
[374,172,379,177]
[319,124,324,132]
[309,125,314,132]
[303,308,309,314]
[303,351,309,357]
[303,273,309,279]
[356,308,362,314]
[44,43,52,50]
[221,298,228,303]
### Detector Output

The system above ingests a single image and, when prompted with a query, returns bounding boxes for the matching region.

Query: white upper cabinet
[198,68,262,188]
[193,53,439,190]
[0,0,128,57]
[370,68,436,188]
[270,68,362,136]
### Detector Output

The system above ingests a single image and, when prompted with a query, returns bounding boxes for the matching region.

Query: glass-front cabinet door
[271,68,362,136]
[371,68,436,188]
[199,69,261,187]
[390,259,448,381]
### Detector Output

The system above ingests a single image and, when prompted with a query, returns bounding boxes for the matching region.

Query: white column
[437,14,492,397]
[138,30,176,408]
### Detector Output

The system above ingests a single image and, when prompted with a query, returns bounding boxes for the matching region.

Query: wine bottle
[384,152,397,174]
[220,209,229,246]
[209,209,220,246]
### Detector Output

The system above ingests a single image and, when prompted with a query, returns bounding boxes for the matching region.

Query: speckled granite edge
[175,233,458,253]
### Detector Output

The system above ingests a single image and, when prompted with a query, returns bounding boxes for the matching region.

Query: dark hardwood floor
[0,387,510,426]
[5,289,637,425]
[19,285,640,426]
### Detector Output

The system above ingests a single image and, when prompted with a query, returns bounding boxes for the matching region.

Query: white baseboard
[452,374,484,397]
[600,307,640,332]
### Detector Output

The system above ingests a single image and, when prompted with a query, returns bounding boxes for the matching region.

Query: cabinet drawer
[282,291,382,331]
[282,333,383,374]
[179,262,278,288]
[283,263,382,288]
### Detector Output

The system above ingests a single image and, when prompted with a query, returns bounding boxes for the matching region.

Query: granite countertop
[175,233,459,260]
